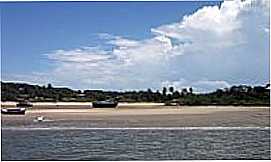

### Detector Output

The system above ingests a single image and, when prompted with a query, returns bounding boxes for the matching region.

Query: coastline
[1,101,269,107]
[1,101,164,106]
[1,104,270,128]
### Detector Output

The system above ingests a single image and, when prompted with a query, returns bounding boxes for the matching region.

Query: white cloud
[108,37,140,48]
[152,0,269,56]
[46,47,112,63]
[161,79,231,93]
[6,0,269,92]
[192,80,231,93]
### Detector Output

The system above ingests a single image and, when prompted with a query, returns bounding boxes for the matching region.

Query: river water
[1,128,270,160]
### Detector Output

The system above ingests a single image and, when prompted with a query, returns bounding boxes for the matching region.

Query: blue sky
[1,1,221,74]
[1,0,269,92]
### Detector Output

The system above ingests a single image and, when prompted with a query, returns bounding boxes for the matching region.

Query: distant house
[76,94,86,97]
[230,85,251,93]
[44,98,55,102]
[239,85,251,93]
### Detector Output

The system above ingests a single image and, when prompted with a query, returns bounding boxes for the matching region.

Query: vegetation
[1,82,270,106]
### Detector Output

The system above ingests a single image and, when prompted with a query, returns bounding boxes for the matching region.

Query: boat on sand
[92,100,118,108]
[1,107,26,115]
[16,101,33,107]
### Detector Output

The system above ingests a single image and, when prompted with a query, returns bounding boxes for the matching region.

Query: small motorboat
[16,101,33,108]
[92,100,118,108]
[33,116,52,122]
[1,107,26,115]
[36,116,44,122]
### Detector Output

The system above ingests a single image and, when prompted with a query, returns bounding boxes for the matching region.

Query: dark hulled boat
[1,107,26,115]
[92,100,118,108]
[16,101,32,108]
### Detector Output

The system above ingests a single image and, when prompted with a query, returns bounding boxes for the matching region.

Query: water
[1,128,270,160]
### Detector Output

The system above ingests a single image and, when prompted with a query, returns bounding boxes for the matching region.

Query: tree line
[1,82,270,106]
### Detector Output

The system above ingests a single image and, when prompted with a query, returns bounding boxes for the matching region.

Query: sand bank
[1,105,270,128]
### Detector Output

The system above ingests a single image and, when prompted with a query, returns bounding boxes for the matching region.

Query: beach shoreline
[1,101,269,108]
[1,104,270,128]
[1,101,164,105]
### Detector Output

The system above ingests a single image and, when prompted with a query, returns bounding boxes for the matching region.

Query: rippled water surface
[2,129,270,160]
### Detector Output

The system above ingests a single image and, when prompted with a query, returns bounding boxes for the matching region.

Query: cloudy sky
[1,0,270,92]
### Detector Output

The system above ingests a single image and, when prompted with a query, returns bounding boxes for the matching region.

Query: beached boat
[92,100,118,108]
[1,107,26,115]
[16,101,32,107]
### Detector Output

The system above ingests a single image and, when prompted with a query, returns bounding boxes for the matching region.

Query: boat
[16,101,33,107]
[92,100,118,108]
[1,107,26,115]
[35,116,44,122]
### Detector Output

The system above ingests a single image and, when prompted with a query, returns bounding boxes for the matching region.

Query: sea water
[1,128,270,160]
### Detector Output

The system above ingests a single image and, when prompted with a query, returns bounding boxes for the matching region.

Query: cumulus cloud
[7,0,269,92]
[152,0,269,55]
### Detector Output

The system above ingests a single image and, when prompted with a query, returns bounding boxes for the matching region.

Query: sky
[1,0,270,92]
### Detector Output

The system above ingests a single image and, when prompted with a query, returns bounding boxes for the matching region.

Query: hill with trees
[1,82,270,106]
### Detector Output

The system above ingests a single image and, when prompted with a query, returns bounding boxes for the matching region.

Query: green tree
[189,87,193,94]
[47,83,53,89]
[181,88,188,96]
[162,87,167,96]
[169,87,174,94]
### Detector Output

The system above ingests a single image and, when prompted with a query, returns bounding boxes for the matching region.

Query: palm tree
[189,87,193,94]
[47,83,53,89]
[169,86,174,94]
[181,88,188,96]
[162,87,167,97]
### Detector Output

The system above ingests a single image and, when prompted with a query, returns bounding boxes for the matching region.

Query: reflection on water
[2,129,270,160]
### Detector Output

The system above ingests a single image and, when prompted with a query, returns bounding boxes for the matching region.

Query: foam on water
[2,126,270,131]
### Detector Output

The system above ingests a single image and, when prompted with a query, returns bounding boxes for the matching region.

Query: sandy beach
[1,103,270,128]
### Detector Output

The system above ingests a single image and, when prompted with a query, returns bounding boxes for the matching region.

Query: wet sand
[1,104,270,128]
